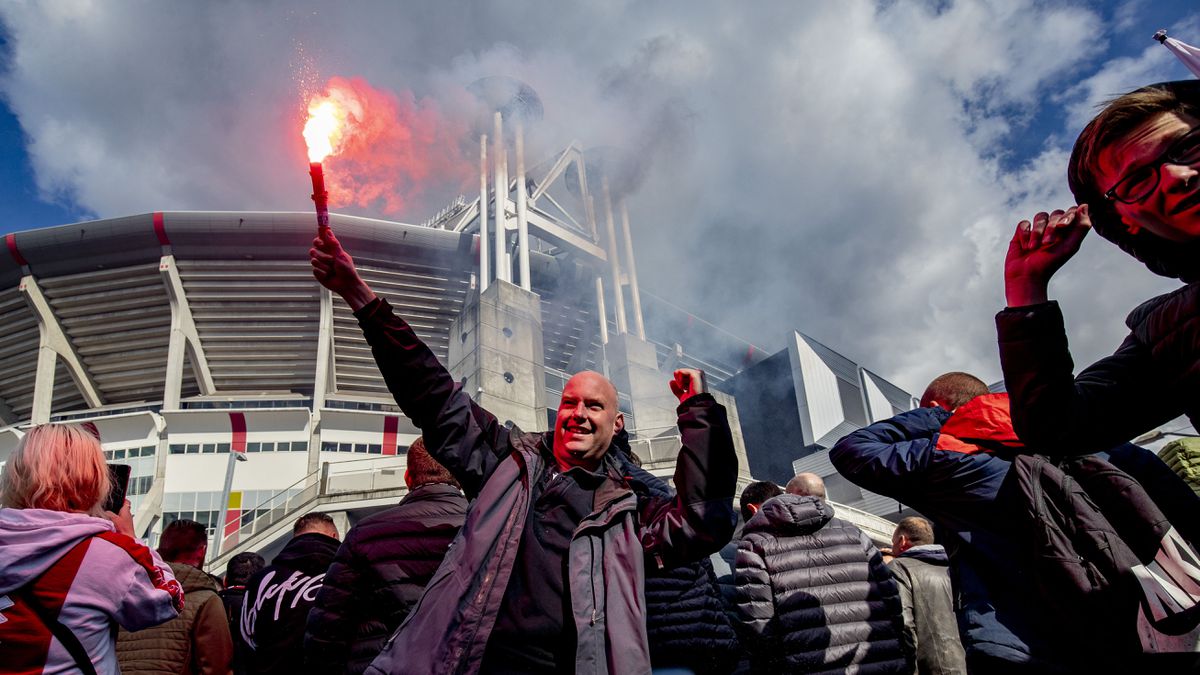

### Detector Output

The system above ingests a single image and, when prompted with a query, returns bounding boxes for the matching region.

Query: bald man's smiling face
[552,371,624,471]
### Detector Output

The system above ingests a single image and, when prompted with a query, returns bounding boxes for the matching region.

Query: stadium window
[185,444,200,454]
[202,444,216,454]
[247,442,261,453]
[321,441,337,453]
[112,449,126,460]
[292,441,307,452]
[217,443,230,453]
[275,442,289,452]
[368,444,382,455]
[354,443,368,454]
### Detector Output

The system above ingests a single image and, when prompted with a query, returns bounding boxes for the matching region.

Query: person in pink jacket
[0,423,183,674]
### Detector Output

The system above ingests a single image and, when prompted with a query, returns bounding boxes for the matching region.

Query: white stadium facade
[0,133,916,568]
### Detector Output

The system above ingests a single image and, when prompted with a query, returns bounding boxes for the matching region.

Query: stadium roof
[0,210,761,426]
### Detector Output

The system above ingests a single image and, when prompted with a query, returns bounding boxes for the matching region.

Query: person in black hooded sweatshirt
[241,512,340,675]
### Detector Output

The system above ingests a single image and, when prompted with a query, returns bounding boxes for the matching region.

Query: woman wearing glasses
[997,80,1200,453]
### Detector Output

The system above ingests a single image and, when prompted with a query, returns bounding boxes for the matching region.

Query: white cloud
[0,0,1196,395]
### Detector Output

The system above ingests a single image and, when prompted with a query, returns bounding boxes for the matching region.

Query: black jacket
[615,449,741,675]
[305,483,468,674]
[219,586,253,675]
[734,494,909,674]
[241,532,339,675]
[997,292,1200,454]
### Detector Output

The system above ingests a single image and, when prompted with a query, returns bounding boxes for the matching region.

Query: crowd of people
[2,80,1200,673]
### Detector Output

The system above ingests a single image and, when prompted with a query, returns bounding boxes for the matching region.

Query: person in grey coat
[889,517,967,675]
[310,228,738,675]
[734,473,910,674]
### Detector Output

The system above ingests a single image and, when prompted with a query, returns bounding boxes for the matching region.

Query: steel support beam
[20,275,103,423]
[308,287,335,474]
[159,255,215,408]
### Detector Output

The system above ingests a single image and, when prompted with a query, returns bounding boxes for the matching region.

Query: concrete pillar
[448,280,547,434]
[710,388,754,485]
[327,510,352,541]
[604,333,676,438]
[607,333,751,484]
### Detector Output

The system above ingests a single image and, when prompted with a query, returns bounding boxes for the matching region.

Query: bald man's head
[785,473,826,499]
[552,370,624,471]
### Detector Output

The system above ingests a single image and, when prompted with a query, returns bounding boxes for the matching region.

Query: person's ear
[614,412,625,434]
[747,503,760,515]
[1114,203,1142,235]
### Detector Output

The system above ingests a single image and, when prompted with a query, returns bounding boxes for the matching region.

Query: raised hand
[1004,204,1091,307]
[309,228,377,310]
[670,368,708,404]
[104,499,136,538]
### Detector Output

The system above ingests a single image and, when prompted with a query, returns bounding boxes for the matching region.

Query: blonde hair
[0,424,110,514]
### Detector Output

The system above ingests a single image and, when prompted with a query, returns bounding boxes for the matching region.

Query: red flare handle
[309,162,330,235]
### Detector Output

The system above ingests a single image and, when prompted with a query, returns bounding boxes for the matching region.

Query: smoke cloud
[1,1,1197,394]
[308,77,472,215]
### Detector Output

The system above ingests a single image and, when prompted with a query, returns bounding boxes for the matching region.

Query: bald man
[785,472,825,498]
[311,230,737,675]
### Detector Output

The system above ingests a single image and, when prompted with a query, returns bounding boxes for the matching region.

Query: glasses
[1104,125,1200,204]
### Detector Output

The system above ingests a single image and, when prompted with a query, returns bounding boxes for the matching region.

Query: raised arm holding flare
[309,229,738,675]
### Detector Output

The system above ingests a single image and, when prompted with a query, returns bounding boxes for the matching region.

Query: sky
[1,0,1199,395]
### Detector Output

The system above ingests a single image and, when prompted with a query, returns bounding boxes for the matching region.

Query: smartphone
[104,464,132,514]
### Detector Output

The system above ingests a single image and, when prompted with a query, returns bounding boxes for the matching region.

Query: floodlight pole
[600,175,627,335]
[515,121,532,291]
[479,134,490,292]
[619,199,646,340]
[493,112,510,282]
[212,449,246,561]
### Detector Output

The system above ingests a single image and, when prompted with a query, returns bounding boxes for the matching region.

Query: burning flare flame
[303,99,344,163]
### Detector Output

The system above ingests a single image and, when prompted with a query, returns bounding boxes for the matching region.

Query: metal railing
[217,455,408,557]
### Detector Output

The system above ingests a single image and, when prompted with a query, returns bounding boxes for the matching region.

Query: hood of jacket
[1066,79,1200,283]
[743,494,833,536]
[0,507,114,595]
[401,481,466,505]
[897,544,948,565]
[271,531,340,575]
[935,393,1024,455]
[169,560,222,594]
